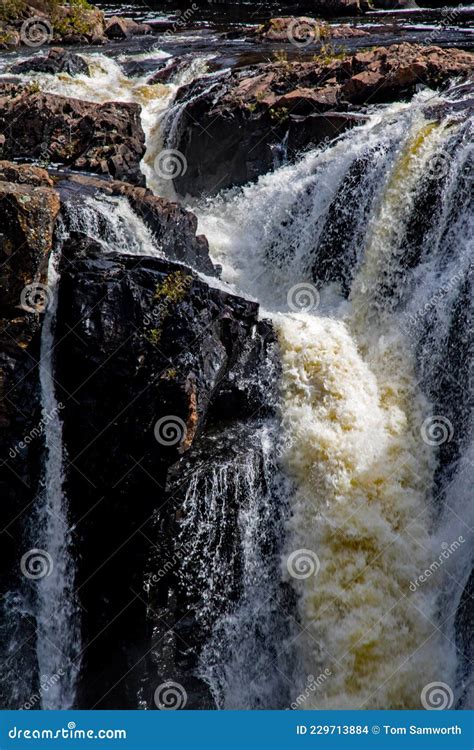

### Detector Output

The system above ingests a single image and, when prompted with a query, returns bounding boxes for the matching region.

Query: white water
[37,248,81,709]
[177,425,295,709]
[196,91,473,708]
[5,50,213,198]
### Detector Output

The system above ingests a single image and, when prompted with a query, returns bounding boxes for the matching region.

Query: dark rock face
[53,253,278,708]
[9,48,90,77]
[171,44,474,196]
[0,85,145,185]
[0,162,58,708]
[0,160,276,709]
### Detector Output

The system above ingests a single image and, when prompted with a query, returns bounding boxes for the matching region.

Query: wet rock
[172,44,474,196]
[147,57,191,85]
[0,84,145,185]
[55,173,215,275]
[53,252,278,708]
[9,47,90,77]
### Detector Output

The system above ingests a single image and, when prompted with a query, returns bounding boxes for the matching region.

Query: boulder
[53,252,278,707]
[170,44,474,196]
[255,16,370,43]
[9,47,90,76]
[0,84,145,184]
[104,15,151,39]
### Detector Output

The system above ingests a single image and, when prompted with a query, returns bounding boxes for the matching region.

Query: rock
[0,180,60,316]
[171,44,474,196]
[0,163,59,710]
[53,252,278,707]
[0,84,145,185]
[105,15,152,39]
[147,57,191,85]
[311,0,370,16]
[56,173,215,275]
[0,161,53,186]
[9,47,90,76]
[0,29,20,49]
[0,159,265,708]
[255,16,370,43]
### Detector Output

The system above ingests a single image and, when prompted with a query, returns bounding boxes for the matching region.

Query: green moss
[154,271,192,304]
[270,106,289,123]
[144,272,192,347]
[312,42,348,66]
[146,328,162,346]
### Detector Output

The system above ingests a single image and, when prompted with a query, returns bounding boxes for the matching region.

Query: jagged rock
[0,158,273,708]
[9,47,90,76]
[53,252,278,707]
[0,84,145,184]
[147,57,191,85]
[171,44,474,196]
[56,173,215,275]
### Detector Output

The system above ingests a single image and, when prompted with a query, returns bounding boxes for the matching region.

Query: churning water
[196,88,473,708]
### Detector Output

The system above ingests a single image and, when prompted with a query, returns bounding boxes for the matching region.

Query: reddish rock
[255,16,370,43]
[104,15,151,39]
[171,44,474,196]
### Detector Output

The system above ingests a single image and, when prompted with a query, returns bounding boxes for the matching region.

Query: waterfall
[196,86,473,709]
[36,245,81,709]
[174,424,295,709]
[62,194,163,258]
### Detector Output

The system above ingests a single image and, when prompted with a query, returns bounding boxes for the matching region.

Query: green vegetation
[312,42,348,66]
[145,271,193,347]
[0,0,26,22]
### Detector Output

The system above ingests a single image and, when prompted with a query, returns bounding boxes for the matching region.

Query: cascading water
[36,245,81,709]
[175,425,295,709]
[196,87,473,709]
